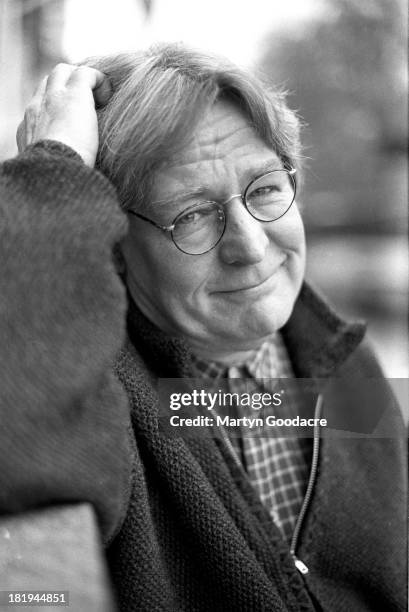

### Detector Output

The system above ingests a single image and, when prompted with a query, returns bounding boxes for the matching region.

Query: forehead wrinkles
[200,106,250,143]
[197,128,253,170]
[167,126,261,181]
[153,102,275,199]
[194,108,256,160]
[169,101,257,167]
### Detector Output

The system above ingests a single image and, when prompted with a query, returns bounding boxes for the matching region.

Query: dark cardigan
[0,141,406,611]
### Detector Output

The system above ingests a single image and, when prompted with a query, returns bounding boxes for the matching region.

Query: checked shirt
[192,333,311,543]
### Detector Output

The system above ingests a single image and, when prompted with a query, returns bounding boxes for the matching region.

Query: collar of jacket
[125,281,367,381]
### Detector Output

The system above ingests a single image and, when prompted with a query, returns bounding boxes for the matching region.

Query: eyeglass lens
[172,169,295,255]
[172,203,225,255]
[245,170,295,222]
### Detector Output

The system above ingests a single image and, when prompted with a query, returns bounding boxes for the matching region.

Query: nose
[218,197,269,265]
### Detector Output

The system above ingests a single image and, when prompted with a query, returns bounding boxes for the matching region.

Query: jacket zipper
[289,393,323,575]
[217,393,324,576]
[218,421,247,473]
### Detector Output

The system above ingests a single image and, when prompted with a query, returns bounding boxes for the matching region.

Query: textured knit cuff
[27,139,85,164]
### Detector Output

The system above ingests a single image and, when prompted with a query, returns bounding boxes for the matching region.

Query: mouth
[213,260,286,296]
[221,279,269,294]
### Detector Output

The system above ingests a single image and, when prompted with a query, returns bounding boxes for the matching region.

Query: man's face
[121,100,306,357]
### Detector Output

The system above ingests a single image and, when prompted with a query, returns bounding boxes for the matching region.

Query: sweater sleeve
[0,140,133,545]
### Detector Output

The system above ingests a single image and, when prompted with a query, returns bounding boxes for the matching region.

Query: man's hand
[16,64,112,167]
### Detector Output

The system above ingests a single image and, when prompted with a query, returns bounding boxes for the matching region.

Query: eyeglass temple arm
[127,210,175,232]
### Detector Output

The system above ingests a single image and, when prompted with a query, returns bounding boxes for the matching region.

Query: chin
[212,307,289,349]
[243,315,287,341]
[246,295,296,334]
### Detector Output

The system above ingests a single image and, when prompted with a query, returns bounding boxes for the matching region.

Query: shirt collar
[191,333,292,380]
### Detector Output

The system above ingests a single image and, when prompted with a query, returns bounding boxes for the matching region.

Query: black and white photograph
[0,0,407,610]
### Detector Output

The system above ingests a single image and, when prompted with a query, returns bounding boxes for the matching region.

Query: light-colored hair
[85,43,302,211]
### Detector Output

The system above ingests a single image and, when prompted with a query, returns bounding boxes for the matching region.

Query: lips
[213,259,286,294]
[219,278,270,293]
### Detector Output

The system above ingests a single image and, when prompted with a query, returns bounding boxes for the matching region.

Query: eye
[253,185,280,196]
[177,202,217,225]
[178,211,200,225]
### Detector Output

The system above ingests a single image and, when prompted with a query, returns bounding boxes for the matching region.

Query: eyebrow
[150,186,208,209]
[249,158,284,180]
[150,158,285,210]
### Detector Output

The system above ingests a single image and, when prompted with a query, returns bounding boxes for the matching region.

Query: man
[1,44,406,611]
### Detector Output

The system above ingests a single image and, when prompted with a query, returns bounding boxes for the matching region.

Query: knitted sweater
[0,141,406,612]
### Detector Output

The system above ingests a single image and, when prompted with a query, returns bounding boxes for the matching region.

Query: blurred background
[1,0,407,377]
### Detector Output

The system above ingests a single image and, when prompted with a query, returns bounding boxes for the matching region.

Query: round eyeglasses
[128,167,297,255]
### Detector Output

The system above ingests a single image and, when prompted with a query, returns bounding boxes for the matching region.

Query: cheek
[122,228,209,306]
[267,206,306,258]
[291,221,306,265]
[286,204,305,244]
